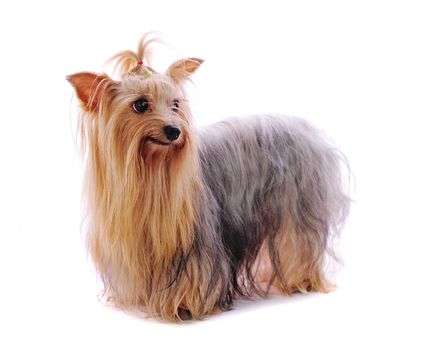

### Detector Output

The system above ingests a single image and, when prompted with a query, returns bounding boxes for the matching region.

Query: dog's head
[67,36,203,161]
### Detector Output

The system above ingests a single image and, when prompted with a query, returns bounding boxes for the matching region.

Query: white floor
[1,1,428,349]
[4,195,427,350]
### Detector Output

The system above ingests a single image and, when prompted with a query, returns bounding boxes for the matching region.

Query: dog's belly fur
[198,114,346,295]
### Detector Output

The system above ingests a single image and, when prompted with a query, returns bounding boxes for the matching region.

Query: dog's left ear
[166,58,204,83]
[66,72,117,112]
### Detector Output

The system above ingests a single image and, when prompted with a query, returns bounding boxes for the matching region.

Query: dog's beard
[85,122,200,308]
[137,130,188,164]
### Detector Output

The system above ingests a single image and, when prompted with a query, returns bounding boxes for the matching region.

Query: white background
[1,0,428,349]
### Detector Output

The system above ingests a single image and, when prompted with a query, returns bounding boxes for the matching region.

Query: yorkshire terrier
[67,34,350,322]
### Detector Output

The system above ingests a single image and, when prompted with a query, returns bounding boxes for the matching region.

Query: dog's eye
[172,99,180,112]
[133,98,149,113]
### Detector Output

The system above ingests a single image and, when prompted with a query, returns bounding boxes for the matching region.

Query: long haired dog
[67,34,350,321]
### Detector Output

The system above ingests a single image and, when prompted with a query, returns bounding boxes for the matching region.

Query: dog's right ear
[66,72,116,112]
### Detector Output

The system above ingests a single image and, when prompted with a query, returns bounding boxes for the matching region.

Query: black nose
[164,125,181,141]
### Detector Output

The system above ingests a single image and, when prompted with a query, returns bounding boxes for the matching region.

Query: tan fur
[68,40,222,320]
[251,219,334,295]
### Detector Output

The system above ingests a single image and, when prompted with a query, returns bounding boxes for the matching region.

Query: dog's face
[67,58,203,157]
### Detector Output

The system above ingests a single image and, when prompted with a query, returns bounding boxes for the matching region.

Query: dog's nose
[164,125,181,141]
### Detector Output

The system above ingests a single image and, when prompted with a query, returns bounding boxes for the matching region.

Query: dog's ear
[66,72,117,112]
[166,58,204,83]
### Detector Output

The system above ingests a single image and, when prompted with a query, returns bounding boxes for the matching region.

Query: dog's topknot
[107,32,161,78]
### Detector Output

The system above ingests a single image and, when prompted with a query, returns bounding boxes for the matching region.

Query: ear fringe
[167,58,204,83]
[107,32,162,78]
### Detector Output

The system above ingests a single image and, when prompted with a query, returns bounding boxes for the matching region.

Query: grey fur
[196,114,350,296]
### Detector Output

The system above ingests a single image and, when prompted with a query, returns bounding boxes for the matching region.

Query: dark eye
[172,99,180,112]
[133,98,149,113]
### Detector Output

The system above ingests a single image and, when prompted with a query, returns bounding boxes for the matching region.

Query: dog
[67,34,350,321]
